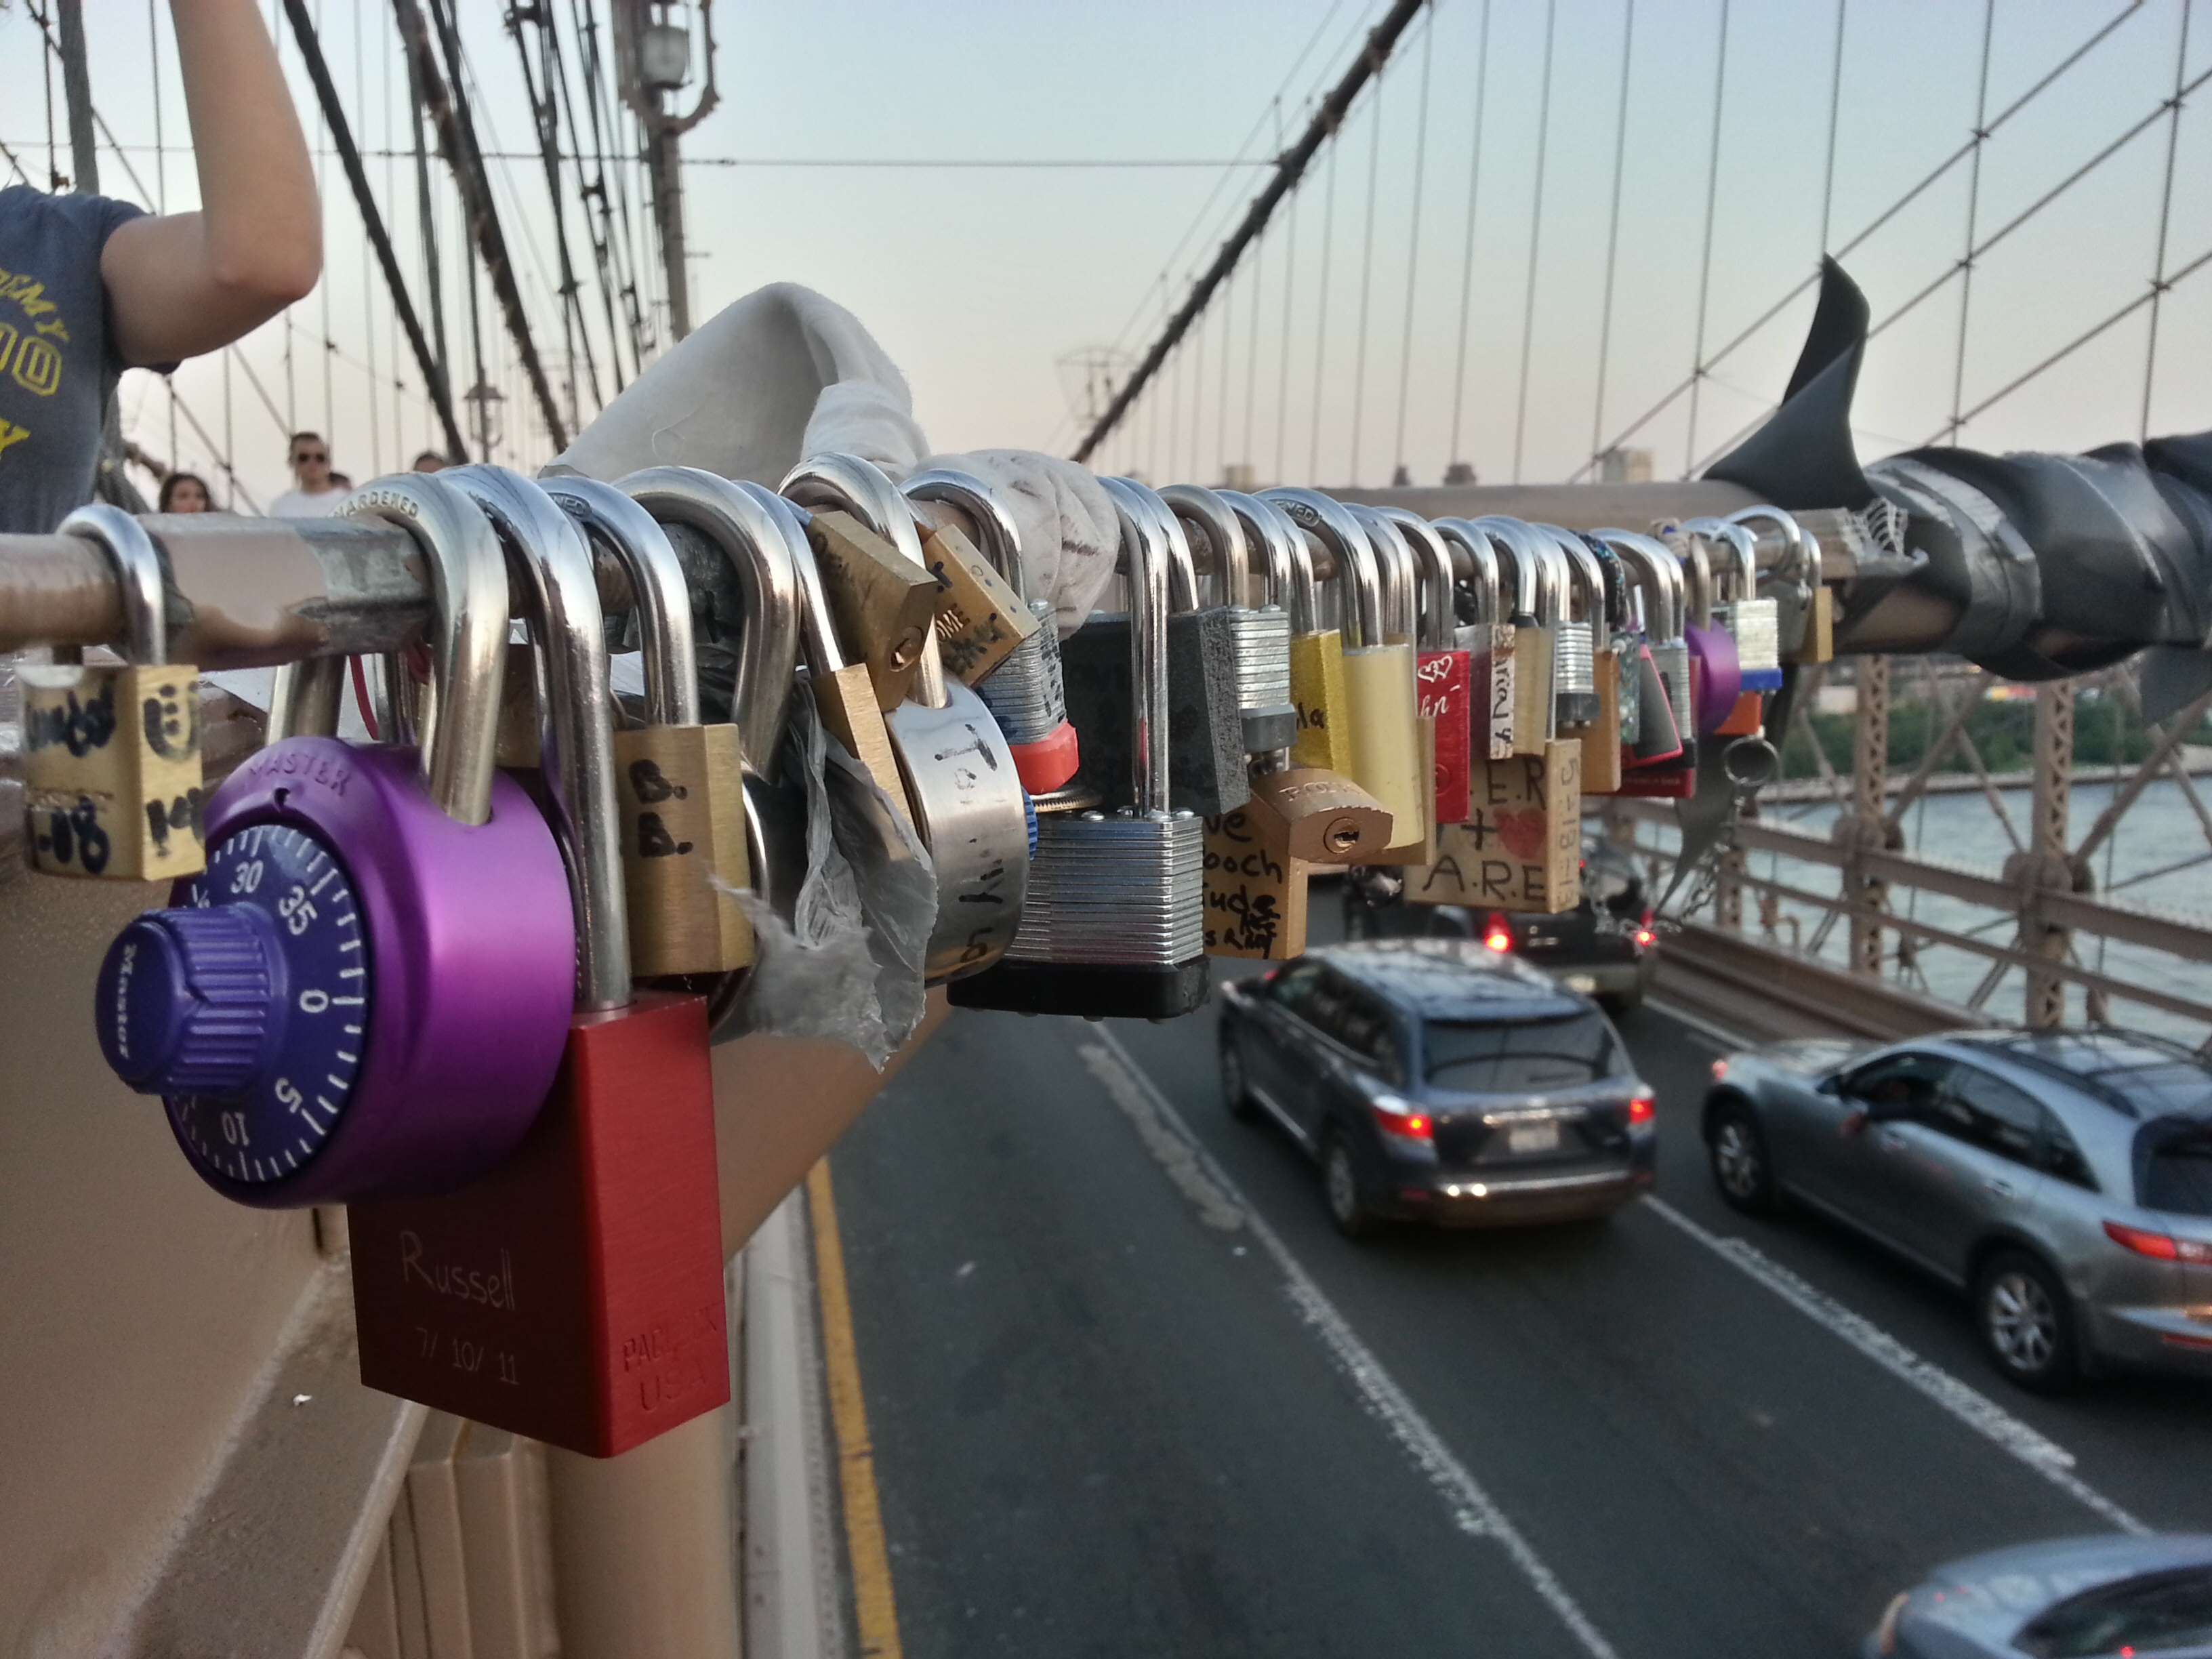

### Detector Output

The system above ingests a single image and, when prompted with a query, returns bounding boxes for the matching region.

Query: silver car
[1703,1029,2212,1390]
[1866,1532,2212,1658]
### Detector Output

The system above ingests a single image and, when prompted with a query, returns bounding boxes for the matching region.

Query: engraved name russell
[398,1231,516,1311]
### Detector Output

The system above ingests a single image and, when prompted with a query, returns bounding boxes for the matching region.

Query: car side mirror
[1816,1073,1843,1097]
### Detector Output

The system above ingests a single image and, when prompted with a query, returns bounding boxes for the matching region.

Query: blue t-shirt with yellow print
[0,184,146,534]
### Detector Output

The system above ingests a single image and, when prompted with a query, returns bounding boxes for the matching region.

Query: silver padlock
[951,473,1206,1020]
[1729,504,1815,671]
[1597,528,1694,757]
[783,454,1031,984]
[1684,516,1782,693]
[1163,483,1296,756]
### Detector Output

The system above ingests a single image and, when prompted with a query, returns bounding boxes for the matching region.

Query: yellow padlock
[22,506,205,880]
[1223,490,1354,775]
[1268,489,1427,865]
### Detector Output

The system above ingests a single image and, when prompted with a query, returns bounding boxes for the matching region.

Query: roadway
[824,924,2212,1657]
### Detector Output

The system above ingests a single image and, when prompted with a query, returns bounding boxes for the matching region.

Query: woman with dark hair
[157,471,213,512]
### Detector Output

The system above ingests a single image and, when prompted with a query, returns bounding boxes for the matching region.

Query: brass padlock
[1435,517,1517,762]
[1202,804,1311,961]
[1380,507,1473,827]
[1473,516,1560,757]
[22,505,205,880]
[899,470,1039,687]
[1350,506,1438,865]
[785,455,942,712]
[547,476,752,977]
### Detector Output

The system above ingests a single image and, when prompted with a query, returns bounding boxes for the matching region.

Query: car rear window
[2138,1120,2212,1217]
[1423,1013,1618,1090]
[2013,1563,2212,1657]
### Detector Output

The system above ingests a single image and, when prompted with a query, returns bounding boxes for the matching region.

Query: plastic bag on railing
[720,680,894,1065]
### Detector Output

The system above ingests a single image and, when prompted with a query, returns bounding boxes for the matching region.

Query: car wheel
[1322,1133,1378,1240]
[1708,1100,1778,1216]
[1219,1031,1259,1122]
[1599,991,1641,1015]
[1976,1250,2080,1392]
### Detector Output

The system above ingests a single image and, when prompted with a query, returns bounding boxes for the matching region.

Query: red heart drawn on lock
[1496,807,1548,862]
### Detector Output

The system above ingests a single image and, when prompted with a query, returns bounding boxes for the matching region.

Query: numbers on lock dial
[172,824,373,1185]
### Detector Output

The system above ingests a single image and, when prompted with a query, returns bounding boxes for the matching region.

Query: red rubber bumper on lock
[1009,720,1081,795]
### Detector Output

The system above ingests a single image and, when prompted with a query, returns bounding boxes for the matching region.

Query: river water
[1642,777,2212,1047]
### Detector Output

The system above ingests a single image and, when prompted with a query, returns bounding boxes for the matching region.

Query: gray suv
[1703,1029,2212,1390]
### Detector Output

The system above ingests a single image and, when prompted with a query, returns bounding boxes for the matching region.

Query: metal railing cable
[1511,0,1561,485]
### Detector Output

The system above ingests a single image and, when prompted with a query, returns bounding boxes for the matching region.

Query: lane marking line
[1643,1197,2149,1536]
[1642,996,1748,1054]
[1085,1031,1621,1659]
[806,1159,905,1658]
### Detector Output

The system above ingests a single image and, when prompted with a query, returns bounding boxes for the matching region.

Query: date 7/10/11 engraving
[415,1325,521,1386]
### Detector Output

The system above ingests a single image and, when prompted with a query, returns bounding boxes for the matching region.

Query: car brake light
[2104,1220,2212,1263]
[1634,908,1656,949]
[1627,1090,1656,1126]
[1483,910,1513,953]
[1371,1094,1433,1141]
[1711,1059,1729,1081]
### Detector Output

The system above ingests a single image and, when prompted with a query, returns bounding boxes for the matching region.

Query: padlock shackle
[1433,518,1504,626]
[541,476,701,729]
[1540,524,1613,653]
[1100,478,1176,815]
[781,453,954,709]
[1376,508,1459,652]
[1160,485,1253,611]
[1471,516,1565,628]
[448,466,632,1012]
[1216,491,1312,630]
[335,474,510,827]
[1660,523,1716,628]
[1576,532,1636,636]
[1347,506,1420,644]
[1684,516,1760,607]
[1727,503,1815,586]
[619,468,802,781]
[1263,488,1384,649]
[1593,529,1687,643]
[58,504,168,665]
[903,468,1029,602]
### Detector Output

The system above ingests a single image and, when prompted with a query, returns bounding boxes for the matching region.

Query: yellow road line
[806,1158,903,1659]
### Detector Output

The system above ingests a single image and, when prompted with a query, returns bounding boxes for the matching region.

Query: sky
[2,0,2206,510]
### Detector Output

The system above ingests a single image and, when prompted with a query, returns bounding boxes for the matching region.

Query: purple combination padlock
[93,475,576,1207]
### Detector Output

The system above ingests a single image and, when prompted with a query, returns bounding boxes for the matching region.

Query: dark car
[1216,939,1656,1237]
[1706,1028,2212,1389]
[1341,839,1659,1011]
[1866,1533,2212,1658]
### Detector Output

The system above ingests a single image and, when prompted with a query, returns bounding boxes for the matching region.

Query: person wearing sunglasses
[269,433,346,518]
[0,1,319,536]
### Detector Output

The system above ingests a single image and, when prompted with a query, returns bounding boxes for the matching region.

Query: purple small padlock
[93,474,576,1207]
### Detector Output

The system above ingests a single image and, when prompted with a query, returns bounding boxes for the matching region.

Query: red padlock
[349,468,728,1458]
[1378,508,1474,825]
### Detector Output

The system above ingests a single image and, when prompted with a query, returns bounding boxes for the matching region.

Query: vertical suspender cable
[1347,64,1389,487]
[1307,137,1341,485]
[1073,0,1432,464]
[1818,0,1848,253]
[1511,0,1559,485]
[1681,0,1733,477]
[1944,0,1999,443]
[1216,252,1235,480]
[2139,0,2192,440]
[282,0,468,463]
[1390,11,1435,485]
[1244,203,1266,475]
[1273,186,1300,486]
[1589,0,1637,469]
[1446,0,1494,475]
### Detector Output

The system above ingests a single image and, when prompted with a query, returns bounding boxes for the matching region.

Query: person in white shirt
[266,430,347,518]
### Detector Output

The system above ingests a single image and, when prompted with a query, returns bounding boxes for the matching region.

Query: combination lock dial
[98,823,372,1186]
